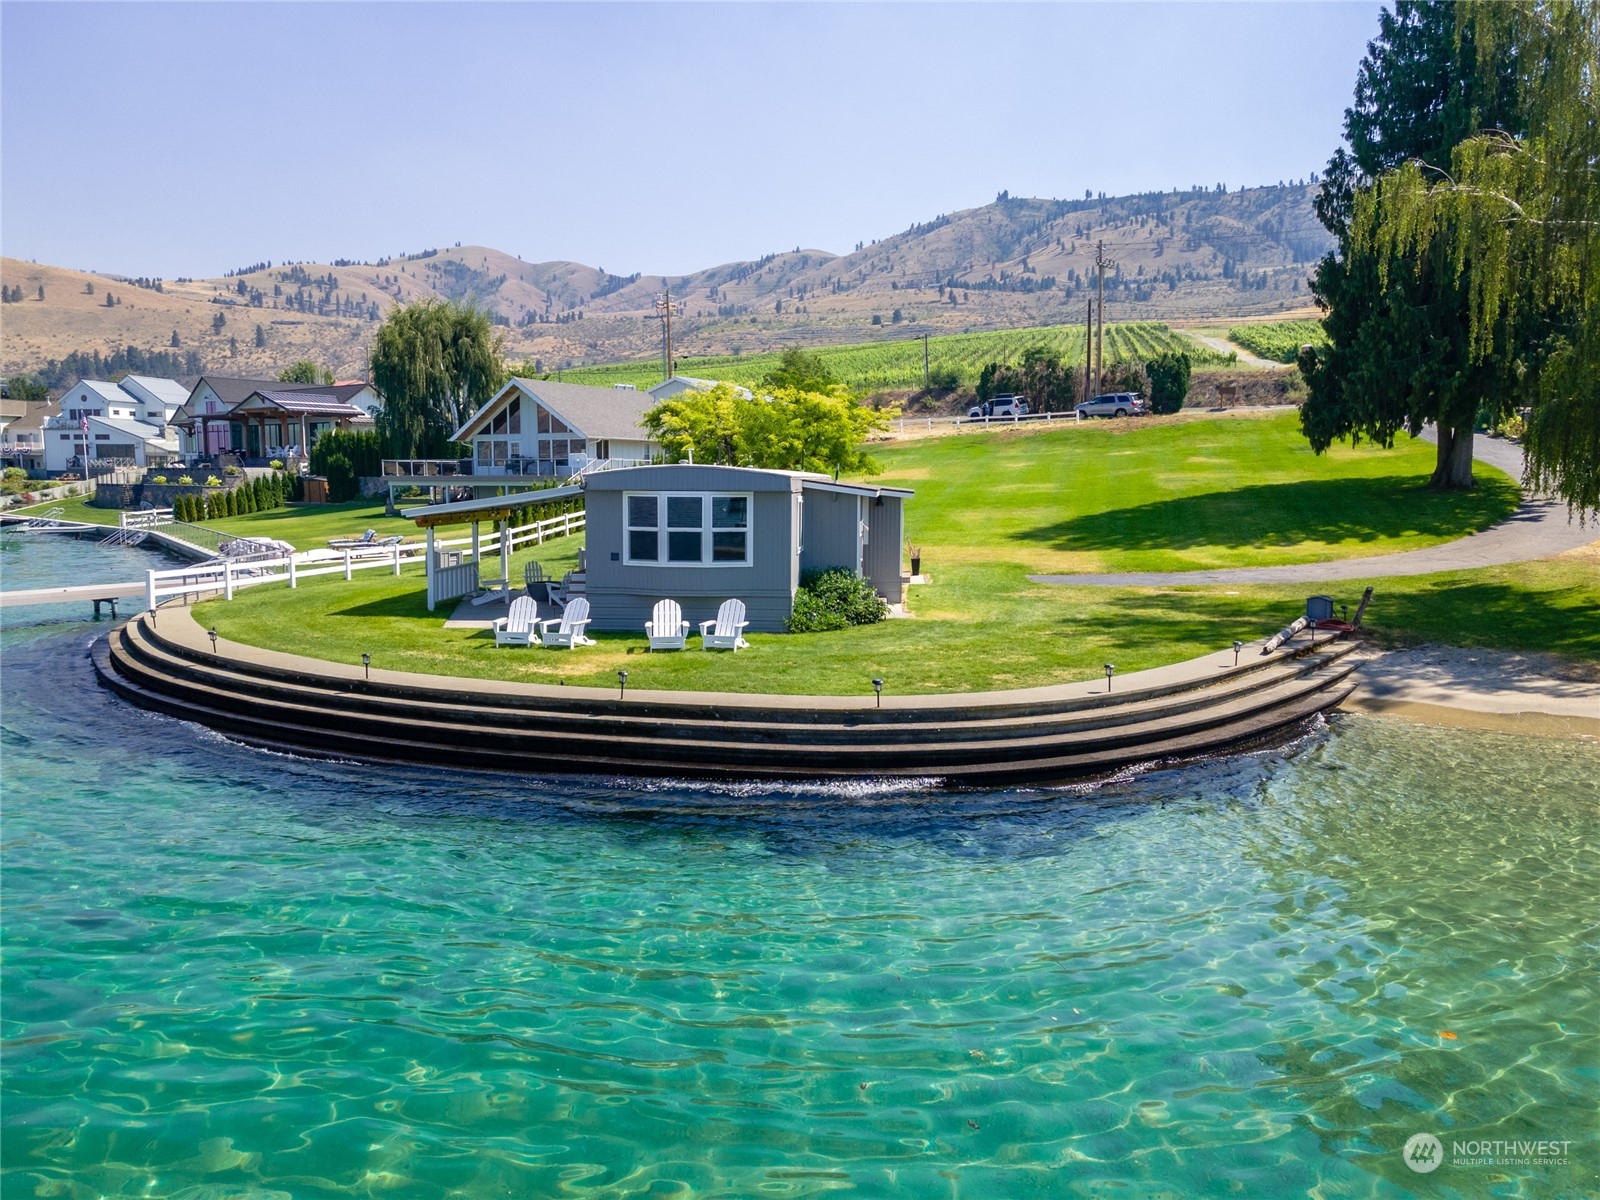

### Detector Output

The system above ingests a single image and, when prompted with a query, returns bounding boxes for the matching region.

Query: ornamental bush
[785,567,888,634]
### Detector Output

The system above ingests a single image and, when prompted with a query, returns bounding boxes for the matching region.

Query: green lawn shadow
[1016,476,1520,554]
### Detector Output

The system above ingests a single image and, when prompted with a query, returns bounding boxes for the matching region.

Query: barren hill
[2,183,1332,384]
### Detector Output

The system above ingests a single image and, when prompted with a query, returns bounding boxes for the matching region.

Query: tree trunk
[1430,423,1476,489]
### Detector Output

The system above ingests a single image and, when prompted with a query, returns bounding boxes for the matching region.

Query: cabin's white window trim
[623,491,752,567]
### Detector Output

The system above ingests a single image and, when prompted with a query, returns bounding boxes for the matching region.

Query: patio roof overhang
[402,483,584,529]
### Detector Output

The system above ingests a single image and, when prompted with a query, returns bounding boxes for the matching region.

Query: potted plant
[908,542,922,577]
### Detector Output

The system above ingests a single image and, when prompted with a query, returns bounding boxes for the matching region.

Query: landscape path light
[872,678,883,707]
[618,669,628,699]
[362,652,371,680]
[1233,640,1243,667]
[208,627,218,655]
[1104,663,1115,692]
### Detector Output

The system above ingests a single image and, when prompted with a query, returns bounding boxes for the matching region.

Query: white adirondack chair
[700,598,750,651]
[492,595,538,647]
[645,599,690,651]
[539,596,595,649]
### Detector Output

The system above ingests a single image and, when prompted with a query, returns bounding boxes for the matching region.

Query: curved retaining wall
[94,605,1359,787]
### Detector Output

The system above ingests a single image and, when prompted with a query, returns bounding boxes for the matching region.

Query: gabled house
[647,375,753,402]
[2,399,57,471]
[117,375,192,426]
[451,378,660,476]
[43,380,169,472]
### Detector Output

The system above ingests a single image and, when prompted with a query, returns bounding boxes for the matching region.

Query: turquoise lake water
[2,535,1596,1198]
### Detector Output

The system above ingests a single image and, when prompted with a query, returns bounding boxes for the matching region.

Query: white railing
[120,508,174,530]
[565,458,649,485]
[144,509,584,609]
[885,411,1085,437]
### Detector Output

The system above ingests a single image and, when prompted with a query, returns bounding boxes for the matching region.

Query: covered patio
[225,390,373,461]
[403,484,585,611]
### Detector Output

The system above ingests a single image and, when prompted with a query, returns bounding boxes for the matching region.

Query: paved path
[1174,329,1283,369]
[1031,432,1596,587]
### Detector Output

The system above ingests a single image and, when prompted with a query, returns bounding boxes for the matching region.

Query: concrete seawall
[95,605,1359,787]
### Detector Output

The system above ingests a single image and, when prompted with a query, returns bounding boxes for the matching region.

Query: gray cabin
[583,464,912,632]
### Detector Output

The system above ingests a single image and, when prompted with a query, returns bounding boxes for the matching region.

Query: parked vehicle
[1075,392,1147,419]
[966,394,1031,420]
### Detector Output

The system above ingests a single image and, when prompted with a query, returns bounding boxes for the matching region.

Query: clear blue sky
[1,2,1383,278]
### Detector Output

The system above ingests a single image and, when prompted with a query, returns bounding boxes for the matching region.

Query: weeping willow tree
[1353,0,1599,517]
[371,300,507,457]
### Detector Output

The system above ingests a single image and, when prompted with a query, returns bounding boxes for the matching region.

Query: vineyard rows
[554,322,1230,393]
[1225,320,1328,363]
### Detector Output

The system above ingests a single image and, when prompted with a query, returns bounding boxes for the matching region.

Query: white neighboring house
[117,375,191,426]
[647,375,754,402]
[451,378,661,477]
[43,378,183,472]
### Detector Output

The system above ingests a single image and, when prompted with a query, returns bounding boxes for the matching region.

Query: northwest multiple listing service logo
[1403,1134,1443,1173]
[1402,1132,1573,1174]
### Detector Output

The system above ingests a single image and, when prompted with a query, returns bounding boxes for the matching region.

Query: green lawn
[187,412,1596,694]
[198,554,1600,695]
[871,411,1519,574]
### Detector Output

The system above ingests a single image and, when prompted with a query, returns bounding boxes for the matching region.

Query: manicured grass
[202,500,420,549]
[11,495,421,549]
[7,495,120,526]
[871,411,1520,574]
[190,412,1592,693]
[197,554,1600,695]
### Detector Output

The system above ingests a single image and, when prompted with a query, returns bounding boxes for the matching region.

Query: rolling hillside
[2,182,1331,384]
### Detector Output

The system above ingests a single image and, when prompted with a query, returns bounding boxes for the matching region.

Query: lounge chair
[524,561,548,602]
[700,598,750,651]
[492,595,538,647]
[646,599,690,651]
[539,596,594,649]
[327,529,378,549]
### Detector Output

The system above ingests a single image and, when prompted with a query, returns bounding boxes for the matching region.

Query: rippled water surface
[2,544,1596,1198]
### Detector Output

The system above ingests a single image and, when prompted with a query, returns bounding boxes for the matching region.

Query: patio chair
[646,599,690,651]
[524,560,549,603]
[700,598,750,651]
[539,596,594,649]
[492,595,538,647]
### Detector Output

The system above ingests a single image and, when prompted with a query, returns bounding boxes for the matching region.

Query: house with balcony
[450,378,660,477]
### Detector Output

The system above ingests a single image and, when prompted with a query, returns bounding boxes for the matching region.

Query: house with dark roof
[166,376,380,459]
[225,389,374,459]
[450,378,660,477]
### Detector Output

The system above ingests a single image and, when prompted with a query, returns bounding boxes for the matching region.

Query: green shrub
[322,453,357,502]
[786,568,888,633]
[269,458,284,470]
[178,475,194,486]
[204,475,222,487]
[1145,351,1191,415]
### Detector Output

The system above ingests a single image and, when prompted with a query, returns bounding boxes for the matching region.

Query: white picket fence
[145,508,584,609]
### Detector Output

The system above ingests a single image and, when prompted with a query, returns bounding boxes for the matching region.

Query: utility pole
[1094,240,1113,396]
[921,332,930,390]
[1084,298,1094,402]
[654,286,682,381]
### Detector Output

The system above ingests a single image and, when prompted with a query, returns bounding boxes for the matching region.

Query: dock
[1,580,145,617]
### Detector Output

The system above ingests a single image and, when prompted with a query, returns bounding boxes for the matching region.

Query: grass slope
[188,414,1591,695]
[874,412,1519,574]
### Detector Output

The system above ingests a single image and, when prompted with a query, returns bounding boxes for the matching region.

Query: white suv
[967,394,1031,420]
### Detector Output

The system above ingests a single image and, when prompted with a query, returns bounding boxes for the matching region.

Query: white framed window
[624,492,751,566]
